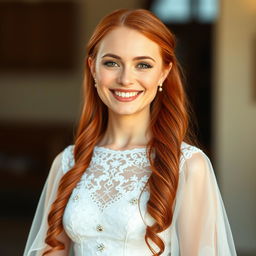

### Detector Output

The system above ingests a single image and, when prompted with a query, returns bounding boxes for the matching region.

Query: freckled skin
[88,27,172,117]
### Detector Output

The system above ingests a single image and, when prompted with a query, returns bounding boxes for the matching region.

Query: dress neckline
[94,145,147,154]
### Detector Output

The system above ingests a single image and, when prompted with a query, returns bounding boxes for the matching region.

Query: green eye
[103,61,119,67]
[137,63,153,69]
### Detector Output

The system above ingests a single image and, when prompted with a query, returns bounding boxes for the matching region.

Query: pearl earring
[158,84,163,92]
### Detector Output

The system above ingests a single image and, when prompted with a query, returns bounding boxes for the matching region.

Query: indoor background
[0,0,255,255]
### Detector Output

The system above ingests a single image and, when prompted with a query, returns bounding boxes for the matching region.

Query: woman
[24,8,237,256]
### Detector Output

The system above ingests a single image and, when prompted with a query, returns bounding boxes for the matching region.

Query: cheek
[96,67,116,87]
[140,71,161,90]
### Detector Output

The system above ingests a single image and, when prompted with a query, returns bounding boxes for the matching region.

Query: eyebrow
[101,53,156,62]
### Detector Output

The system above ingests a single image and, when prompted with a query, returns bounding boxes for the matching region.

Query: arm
[24,151,72,256]
[174,151,237,256]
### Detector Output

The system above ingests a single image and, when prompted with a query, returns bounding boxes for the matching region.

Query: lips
[110,89,143,93]
[109,89,143,102]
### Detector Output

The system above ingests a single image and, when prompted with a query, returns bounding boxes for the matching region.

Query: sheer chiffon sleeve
[23,151,73,256]
[171,150,237,256]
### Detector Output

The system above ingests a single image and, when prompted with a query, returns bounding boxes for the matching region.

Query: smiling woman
[88,26,172,116]
[23,8,237,256]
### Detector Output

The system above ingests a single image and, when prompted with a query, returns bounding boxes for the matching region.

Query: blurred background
[0,0,255,255]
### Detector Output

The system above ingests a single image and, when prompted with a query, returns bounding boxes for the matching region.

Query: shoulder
[45,145,75,184]
[180,141,210,175]
[43,146,74,196]
[61,144,75,174]
[180,141,203,159]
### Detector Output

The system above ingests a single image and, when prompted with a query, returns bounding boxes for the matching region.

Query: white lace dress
[23,142,237,256]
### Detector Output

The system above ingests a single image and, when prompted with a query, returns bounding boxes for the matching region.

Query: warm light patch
[243,0,256,13]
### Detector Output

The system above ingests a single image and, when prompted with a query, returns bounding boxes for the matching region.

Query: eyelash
[103,61,153,69]
[137,63,153,69]
[103,61,119,67]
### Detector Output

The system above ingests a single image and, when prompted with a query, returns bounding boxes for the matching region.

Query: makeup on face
[90,27,169,115]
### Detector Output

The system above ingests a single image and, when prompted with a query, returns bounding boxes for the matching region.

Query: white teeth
[114,91,139,98]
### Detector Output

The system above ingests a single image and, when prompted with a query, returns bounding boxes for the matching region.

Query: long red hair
[43,8,197,256]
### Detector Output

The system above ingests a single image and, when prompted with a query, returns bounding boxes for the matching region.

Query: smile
[110,89,143,102]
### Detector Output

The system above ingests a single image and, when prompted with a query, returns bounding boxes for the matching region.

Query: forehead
[96,26,162,60]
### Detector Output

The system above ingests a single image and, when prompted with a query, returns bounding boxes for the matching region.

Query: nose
[117,66,134,86]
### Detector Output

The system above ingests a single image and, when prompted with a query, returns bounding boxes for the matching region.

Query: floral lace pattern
[76,146,152,212]
[62,142,202,212]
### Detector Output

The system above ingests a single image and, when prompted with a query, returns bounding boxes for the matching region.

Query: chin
[110,108,138,116]
[115,111,136,116]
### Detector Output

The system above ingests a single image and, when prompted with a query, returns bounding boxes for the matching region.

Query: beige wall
[214,0,256,253]
[0,73,81,123]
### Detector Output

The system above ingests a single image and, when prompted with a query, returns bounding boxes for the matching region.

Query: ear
[88,57,96,79]
[160,62,173,84]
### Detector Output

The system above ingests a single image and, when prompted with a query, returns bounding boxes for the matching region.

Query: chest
[63,159,153,243]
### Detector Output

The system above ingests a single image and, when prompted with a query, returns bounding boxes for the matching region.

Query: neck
[97,108,152,149]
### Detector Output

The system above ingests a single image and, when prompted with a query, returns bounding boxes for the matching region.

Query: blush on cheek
[98,72,117,86]
[143,81,159,90]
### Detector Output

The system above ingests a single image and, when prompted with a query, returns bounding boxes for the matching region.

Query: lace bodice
[62,142,202,256]
[62,146,154,254]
